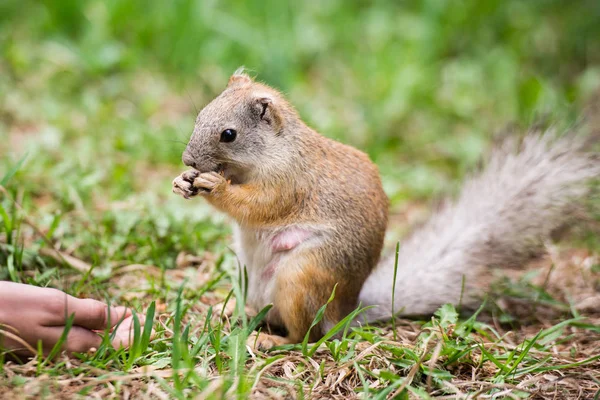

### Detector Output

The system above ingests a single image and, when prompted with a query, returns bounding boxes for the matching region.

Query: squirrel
[172,70,600,350]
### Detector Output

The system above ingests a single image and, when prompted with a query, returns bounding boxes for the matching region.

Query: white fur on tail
[359,131,599,322]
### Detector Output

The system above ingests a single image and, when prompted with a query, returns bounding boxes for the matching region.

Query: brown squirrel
[173,70,600,349]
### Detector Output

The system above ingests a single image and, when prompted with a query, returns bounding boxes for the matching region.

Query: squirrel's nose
[182,151,197,169]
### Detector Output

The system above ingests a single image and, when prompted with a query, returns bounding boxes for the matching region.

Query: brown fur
[174,70,389,348]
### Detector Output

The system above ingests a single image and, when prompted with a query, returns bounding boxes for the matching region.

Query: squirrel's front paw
[193,171,228,195]
[172,170,200,199]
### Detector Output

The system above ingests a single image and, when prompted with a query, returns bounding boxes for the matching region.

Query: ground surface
[2,1,600,398]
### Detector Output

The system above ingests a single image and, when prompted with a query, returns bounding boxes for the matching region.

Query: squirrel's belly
[233,225,316,312]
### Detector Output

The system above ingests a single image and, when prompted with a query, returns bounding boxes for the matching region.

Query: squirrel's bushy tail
[359,130,600,322]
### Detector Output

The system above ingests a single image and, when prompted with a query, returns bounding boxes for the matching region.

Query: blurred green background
[2,0,600,200]
[2,1,600,276]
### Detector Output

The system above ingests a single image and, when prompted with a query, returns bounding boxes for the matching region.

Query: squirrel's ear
[228,70,253,88]
[253,96,283,132]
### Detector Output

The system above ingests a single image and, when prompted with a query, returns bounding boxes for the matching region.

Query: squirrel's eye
[220,129,237,143]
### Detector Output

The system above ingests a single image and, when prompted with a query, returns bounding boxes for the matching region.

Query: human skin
[0,281,139,357]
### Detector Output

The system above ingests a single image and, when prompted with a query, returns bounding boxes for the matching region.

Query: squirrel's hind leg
[247,255,349,350]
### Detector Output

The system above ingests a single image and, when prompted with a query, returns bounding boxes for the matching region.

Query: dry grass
[1,198,599,398]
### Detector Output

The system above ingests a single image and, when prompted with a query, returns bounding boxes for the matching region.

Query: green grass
[2,0,600,398]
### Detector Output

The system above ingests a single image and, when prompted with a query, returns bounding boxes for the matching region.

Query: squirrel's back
[359,130,600,321]
[301,133,388,253]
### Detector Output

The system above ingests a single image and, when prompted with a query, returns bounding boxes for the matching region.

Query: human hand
[0,282,142,357]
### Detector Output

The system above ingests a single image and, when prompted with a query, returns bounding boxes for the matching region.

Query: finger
[56,297,131,331]
[46,314,149,354]
[40,325,102,355]
[0,328,39,357]
[63,326,103,354]
[110,314,154,349]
